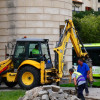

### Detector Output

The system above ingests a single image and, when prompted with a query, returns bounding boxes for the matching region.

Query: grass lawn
[0,90,25,100]
[60,79,100,87]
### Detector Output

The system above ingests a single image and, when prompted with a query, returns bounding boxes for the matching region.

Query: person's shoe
[86,93,89,96]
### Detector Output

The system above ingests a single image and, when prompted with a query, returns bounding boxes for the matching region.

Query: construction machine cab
[12,38,52,69]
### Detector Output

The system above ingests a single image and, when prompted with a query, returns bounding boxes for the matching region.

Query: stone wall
[0,0,72,72]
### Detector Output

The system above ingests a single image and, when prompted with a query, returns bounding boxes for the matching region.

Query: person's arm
[87,70,90,78]
[72,73,77,85]
[86,63,90,78]
[73,77,77,85]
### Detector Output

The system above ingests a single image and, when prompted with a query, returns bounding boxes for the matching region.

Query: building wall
[0,0,72,73]
[73,0,100,11]
[72,3,82,11]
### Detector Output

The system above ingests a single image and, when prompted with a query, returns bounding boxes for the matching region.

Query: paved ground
[62,87,100,99]
[0,84,100,99]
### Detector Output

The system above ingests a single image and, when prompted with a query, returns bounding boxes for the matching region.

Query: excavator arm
[54,20,93,82]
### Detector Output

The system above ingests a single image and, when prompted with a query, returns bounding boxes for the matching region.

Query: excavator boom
[54,20,93,82]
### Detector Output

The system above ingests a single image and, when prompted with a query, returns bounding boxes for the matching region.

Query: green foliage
[92,82,100,87]
[60,83,75,87]
[0,90,25,100]
[73,11,100,43]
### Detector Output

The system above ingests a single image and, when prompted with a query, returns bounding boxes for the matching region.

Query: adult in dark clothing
[69,68,86,100]
[77,59,90,96]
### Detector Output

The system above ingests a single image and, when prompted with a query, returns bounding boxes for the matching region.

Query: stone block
[70,90,76,95]
[25,86,43,98]
[43,85,52,90]
[47,89,53,96]
[33,97,41,100]
[26,7,43,13]
[42,94,49,100]
[35,28,52,35]
[64,93,68,99]
[66,48,72,56]
[0,36,11,42]
[64,55,72,62]
[0,8,7,14]
[58,89,63,94]
[51,15,64,22]
[26,21,44,28]
[0,1,7,8]
[51,1,64,8]
[38,91,48,96]
[43,0,52,7]
[44,35,59,42]
[44,7,59,14]
[50,93,65,100]
[0,50,5,56]
[64,3,72,10]
[51,85,60,92]
[16,28,35,35]
[70,95,79,100]
[17,0,25,7]
[0,22,8,29]
[60,9,69,16]
[0,15,8,21]
[63,89,71,94]
[44,21,59,28]
[27,14,52,21]
[52,28,59,34]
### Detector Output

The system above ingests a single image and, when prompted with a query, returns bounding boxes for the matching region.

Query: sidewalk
[61,87,100,99]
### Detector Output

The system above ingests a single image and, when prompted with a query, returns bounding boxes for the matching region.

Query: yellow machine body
[0,20,93,89]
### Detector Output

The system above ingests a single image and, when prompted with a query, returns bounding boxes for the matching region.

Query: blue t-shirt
[77,63,90,79]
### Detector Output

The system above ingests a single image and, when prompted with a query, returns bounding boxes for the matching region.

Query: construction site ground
[0,83,100,100]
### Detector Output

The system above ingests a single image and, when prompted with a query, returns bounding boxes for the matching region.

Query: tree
[73,12,100,43]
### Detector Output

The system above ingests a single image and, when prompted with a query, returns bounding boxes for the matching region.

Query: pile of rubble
[19,85,79,100]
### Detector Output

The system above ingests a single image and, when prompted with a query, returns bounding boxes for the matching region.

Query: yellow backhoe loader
[0,20,93,89]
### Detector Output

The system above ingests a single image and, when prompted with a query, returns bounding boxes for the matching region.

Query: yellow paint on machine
[22,72,34,85]
[18,60,41,70]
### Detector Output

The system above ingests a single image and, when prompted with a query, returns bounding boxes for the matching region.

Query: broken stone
[70,90,76,95]
[47,89,54,96]
[49,96,57,100]
[58,89,63,94]
[38,90,48,96]
[43,85,52,90]
[25,86,43,98]
[42,94,49,100]
[70,95,79,100]
[64,93,68,99]
[18,85,84,100]
[23,96,29,100]
[63,89,71,94]
[51,85,60,92]
[33,97,41,100]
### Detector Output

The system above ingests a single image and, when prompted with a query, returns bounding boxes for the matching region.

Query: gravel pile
[19,85,79,100]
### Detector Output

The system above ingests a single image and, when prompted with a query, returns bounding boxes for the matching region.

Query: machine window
[41,43,49,59]
[29,43,40,55]
[14,42,25,57]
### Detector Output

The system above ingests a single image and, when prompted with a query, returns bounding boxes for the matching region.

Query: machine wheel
[56,82,60,86]
[4,81,17,88]
[18,66,40,90]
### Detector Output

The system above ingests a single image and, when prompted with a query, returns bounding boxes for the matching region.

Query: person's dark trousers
[77,83,86,100]
[85,78,89,94]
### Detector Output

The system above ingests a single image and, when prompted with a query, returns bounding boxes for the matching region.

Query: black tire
[56,82,60,86]
[17,66,40,90]
[4,81,17,88]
